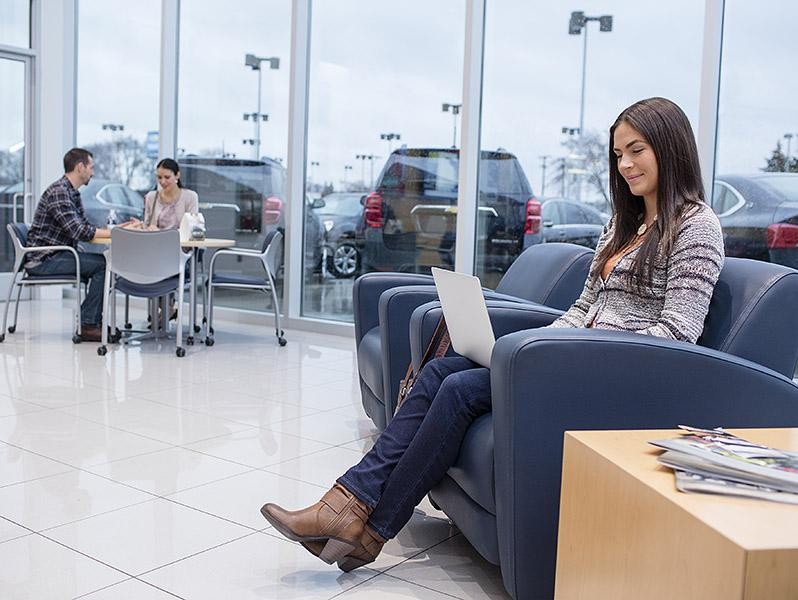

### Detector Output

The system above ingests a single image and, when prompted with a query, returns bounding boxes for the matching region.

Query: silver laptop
[431,267,495,367]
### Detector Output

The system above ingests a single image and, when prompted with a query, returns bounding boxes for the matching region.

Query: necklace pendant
[637,223,647,236]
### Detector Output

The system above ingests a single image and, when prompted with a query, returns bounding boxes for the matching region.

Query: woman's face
[156,167,179,191]
[613,121,658,204]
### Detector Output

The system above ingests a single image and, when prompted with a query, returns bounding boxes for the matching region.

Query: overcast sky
[3,1,797,194]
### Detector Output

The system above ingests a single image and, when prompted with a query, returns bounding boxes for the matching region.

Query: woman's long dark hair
[156,158,183,188]
[594,97,704,291]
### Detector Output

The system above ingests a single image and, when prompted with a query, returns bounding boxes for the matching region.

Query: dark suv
[179,156,323,273]
[358,148,541,273]
[179,156,286,235]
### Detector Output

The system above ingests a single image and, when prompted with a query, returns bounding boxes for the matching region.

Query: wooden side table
[555,428,798,600]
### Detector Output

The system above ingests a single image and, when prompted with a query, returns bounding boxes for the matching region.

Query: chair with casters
[404,256,798,599]
[2,223,83,344]
[353,242,595,430]
[205,230,285,346]
[97,228,190,357]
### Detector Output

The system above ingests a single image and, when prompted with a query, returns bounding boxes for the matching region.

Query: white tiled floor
[0,299,506,599]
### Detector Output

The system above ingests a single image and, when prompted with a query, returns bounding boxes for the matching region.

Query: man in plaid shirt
[26,148,112,341]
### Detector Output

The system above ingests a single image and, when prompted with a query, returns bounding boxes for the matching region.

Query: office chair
[205,230,285,346]
[2,223,83,343]
[97,228,190,357]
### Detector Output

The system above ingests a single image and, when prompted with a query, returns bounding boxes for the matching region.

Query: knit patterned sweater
[548,203,725,343]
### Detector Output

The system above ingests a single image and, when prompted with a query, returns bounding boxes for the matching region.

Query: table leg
[188,249,197,345]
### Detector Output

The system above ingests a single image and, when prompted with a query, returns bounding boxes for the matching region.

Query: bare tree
[85,137,154,187]
[0,150,23,187]
[550,130,610,207]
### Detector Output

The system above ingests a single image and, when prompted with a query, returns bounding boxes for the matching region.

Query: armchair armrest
[353,272,434,344]
[488,327,798,600]
[408,299,562,369]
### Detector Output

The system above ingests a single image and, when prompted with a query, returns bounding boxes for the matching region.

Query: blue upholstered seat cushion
[116,275,180,298]
[446,413,495,515]
[357,327,383,399]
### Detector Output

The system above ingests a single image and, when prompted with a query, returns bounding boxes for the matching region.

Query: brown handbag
[395,316,451,414]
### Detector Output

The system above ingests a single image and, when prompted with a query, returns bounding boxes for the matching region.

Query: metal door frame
[0,47,35,297]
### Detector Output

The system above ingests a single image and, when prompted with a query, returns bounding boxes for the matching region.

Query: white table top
[90,236,235,248]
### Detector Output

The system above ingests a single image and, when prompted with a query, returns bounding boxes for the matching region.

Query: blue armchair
[354,243,594,430]
[408,257,798,599]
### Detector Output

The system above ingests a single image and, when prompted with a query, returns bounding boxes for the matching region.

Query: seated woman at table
[127,158,198,230]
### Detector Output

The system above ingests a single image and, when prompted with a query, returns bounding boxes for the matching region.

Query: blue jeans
[27,251,106,325]
[339,356,491,540]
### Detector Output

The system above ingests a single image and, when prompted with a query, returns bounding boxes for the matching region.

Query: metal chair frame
[205,231,285,346]
[1,223,83,343]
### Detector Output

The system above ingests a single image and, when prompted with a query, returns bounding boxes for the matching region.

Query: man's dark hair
[63,148,93,173]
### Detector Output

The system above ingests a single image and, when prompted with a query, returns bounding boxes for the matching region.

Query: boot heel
[337,556,367,573]
[319,538,356,564]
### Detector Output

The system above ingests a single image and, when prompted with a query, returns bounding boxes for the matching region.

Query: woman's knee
[435,368,491,414]
[420,356,474,380]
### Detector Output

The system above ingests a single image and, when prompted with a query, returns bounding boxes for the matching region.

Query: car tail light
[767,223,798,249]
[364,192,384,228]
[524,198,541,235]
[262,196,282,225]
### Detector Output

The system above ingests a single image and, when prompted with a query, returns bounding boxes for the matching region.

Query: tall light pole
[244,53,280,160]
[343,164,353,186]
[442,103,462,148]
[309,160,319,190]
[380,132,401,154]
[102,123,125,183]
[539,155,551,196]
[568,11,613,139]
[355,154,371,189]
[785,133,794,170]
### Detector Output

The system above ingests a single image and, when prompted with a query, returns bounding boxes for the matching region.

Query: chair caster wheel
[111,328,122,344]
[193,324,201,333]
[187,336,194,346]
[124,322,133,329]
[202,317,207,325]
[0,334,5,343]
[209,327,214,335]
[7,325,15,334]
[278,337,287,347]
[72,334,82,344]
[205,337,215,347]
[176,347,186,357]
[97,346,107,356]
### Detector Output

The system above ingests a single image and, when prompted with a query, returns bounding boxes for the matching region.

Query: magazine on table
[673,470,798,506]
[650,425,798,503]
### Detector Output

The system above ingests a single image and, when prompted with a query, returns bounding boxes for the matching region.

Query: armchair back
[699,257,798,377]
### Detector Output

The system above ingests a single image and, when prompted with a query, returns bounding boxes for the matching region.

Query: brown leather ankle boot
[337,524,387,572]
[260,483,371,564]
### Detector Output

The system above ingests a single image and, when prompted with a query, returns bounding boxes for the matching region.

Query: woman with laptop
[260,97,725,571]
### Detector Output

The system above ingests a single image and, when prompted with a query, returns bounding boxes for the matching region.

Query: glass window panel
[0,0,30,48]
[177,1,291,314]
[716,1,798,270]
[76,0,160,227]
[477,2,704,288]
[304,0,465,321]
[0,58,26,271]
